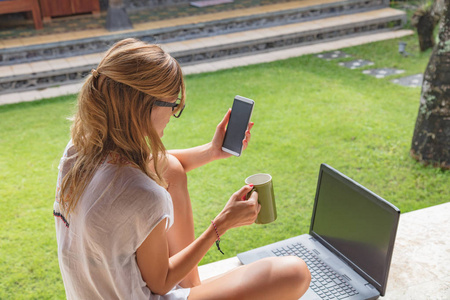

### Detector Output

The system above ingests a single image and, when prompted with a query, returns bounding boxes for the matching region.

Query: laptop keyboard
[272,243,359,300]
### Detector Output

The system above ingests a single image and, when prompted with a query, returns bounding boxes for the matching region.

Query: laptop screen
[310,164,400,295]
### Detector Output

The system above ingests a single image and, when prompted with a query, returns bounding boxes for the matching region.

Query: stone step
[0,30,414,105]
[0,8,406,95]
[167,8,406,65]
[0,0,390,66]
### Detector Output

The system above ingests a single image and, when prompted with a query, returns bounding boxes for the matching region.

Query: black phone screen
[222,97,254,156]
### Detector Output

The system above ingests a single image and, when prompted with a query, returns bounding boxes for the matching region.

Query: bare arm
[168,109,254,173]
[167,143,215,174]
[136,185,260,295]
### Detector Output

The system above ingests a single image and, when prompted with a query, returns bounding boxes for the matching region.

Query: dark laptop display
[237,164,400,299]
[310,167,400,296]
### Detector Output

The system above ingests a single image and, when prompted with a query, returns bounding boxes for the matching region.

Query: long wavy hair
[60,38,185,215]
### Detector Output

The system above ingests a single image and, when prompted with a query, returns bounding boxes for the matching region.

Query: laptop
[237,164,400,300]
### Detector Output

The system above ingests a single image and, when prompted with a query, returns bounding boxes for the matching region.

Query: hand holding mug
[214,185,261,235]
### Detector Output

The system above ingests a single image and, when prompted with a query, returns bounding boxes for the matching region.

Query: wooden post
[106,0,133,31]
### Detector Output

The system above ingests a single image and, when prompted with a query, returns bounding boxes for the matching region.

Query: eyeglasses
[153,98,185,118]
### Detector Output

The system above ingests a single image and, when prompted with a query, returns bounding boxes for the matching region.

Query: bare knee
[266,256,310,299]
[279,256,311,298]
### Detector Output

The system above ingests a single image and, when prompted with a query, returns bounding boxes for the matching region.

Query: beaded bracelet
[211,220,224,255]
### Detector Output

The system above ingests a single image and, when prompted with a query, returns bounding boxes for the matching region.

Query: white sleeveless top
[54,141,190,300]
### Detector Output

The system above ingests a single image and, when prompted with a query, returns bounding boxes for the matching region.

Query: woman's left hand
[210,109,254,160]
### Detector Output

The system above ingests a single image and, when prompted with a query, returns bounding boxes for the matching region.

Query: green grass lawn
[1,34,448,299]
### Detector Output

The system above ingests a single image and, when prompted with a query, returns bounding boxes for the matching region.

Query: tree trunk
[410,0,450,169]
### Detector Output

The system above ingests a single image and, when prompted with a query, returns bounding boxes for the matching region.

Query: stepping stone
[391,74,423,87]
[339,59,374,69]
[316,51,351,60]
[362,68,405,78]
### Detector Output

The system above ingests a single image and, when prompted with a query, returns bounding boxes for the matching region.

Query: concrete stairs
[0,0,412,103]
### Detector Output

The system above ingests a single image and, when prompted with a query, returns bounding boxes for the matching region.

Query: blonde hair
[60,38,185,215]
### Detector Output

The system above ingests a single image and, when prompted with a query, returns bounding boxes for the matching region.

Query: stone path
[363,68,405,78]
[391,74,424,88]
[317,50,423,88]
[338,59,374,69]
[316,50,351,60]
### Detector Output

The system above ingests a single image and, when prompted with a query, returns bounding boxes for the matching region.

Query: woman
[54,38,310,299]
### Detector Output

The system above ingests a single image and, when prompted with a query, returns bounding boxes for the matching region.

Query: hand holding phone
[222,95,255,157]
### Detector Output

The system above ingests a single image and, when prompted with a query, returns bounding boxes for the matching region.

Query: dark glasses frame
[153,98,185,118]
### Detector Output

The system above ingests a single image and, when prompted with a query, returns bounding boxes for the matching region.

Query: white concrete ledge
[198,202,450,299]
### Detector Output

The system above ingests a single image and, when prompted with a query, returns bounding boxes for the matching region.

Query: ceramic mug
[245,173,277,224]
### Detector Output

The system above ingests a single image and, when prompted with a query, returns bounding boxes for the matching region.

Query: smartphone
[222,95,255,157]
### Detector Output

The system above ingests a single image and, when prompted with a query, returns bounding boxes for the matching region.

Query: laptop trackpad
[302,288,321,300]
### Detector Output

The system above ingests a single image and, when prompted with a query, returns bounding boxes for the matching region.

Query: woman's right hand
[213,185,261,236]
